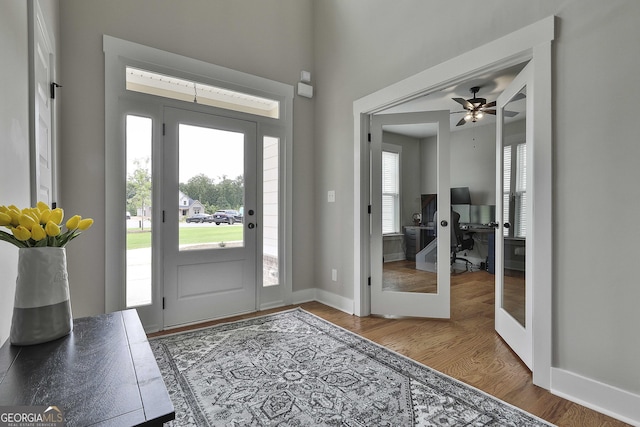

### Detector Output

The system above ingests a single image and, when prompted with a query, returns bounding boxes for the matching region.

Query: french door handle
[488,221,499,228]
[247,223,256,229]
[440,220,448,227]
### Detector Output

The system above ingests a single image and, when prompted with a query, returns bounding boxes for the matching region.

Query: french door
[163,107,258,327]
[495,63,533,368]
[370,111,451,318]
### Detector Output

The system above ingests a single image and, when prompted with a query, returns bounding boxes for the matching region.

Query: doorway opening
[353,16,553,388]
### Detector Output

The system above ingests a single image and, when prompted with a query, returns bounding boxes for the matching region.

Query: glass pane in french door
[501,86,527,327]
[126,115,153,307]
[178,124,244,251]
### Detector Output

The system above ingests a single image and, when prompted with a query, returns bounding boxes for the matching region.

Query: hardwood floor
[149,277,629,426]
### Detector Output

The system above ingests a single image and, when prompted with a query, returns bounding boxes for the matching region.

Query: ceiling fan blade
[503,110,519,117]
[456,117,467,126]
[450,110,467,114]
[453,97,473,110]
[483,100,496,109]
[483,109,496,115]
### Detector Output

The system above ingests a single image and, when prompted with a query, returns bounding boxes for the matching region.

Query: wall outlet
[328,190,335,203]
[331,269,338,282]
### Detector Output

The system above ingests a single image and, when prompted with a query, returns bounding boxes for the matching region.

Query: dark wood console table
[0,310,174,426]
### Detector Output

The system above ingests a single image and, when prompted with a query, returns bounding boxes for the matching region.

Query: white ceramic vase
[10,247,73,345]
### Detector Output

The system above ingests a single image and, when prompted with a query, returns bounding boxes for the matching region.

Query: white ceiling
[380,62,527,138]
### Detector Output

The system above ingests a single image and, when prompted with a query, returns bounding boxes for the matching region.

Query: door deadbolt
[248,223,255,229]
[440,220,448,227]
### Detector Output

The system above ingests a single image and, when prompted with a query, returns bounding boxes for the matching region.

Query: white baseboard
[291,288,316,305]
[291,287,354,315]
[315,288,354,315]
[383,252,405,262]
[551,368,640,426]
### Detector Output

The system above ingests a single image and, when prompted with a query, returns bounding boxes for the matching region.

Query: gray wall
[0,0,60,344]
[313,0,640,396]
[0,1,30,344]
[420,122,497,205]
[58,0,315,317]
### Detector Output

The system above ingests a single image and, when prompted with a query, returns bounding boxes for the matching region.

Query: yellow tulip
[66,215,81,230]
[50,208,64,225]
[45,220,61,237]
[19,214,37,230]
[37,201,50,212]
[25,208,41,223]
[0,212,11,227]
[6,209,20,227]
[78,218,94,231]
[0,206,8,213]
[12,226,31,241]
[40,209,52,224]
[31,223,47,241]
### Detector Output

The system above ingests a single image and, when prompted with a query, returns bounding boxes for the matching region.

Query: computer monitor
[450,187,471,205]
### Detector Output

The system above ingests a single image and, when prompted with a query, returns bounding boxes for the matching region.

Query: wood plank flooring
[149,276,630,426]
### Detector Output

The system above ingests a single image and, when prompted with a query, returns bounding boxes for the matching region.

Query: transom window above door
[125,67,280,119]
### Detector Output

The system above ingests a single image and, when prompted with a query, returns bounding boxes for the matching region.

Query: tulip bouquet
[0,202,93,248]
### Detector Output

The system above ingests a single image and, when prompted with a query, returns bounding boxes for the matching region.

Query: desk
[0,310,174,426]
[404,225,434,261]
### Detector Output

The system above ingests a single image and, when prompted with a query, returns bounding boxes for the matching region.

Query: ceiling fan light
[476,112,484,119]
[464,113,472,121]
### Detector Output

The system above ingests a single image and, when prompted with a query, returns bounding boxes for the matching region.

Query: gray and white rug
[150,308,552,426]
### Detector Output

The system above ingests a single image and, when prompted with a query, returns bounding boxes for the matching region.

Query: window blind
[382,150,400,234]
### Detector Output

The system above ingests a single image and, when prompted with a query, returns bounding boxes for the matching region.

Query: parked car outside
[212,210,243,225]
[185,213,213,223]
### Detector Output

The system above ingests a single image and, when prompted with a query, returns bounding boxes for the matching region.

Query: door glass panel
[263,136,279,287]
[178,124,244,251]
[126,115,153,307]
[501,87,527,326]
[381,126,438,294]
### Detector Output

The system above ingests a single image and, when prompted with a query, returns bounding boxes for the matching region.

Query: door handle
[488,221,499,228]
[504,222,511,229]
[440,220,448,227]
[247,223,255,229]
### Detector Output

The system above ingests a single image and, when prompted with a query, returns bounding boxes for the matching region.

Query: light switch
[328,190,335,203]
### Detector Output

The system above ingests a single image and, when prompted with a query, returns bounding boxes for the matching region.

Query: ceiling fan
[452,86,520,126]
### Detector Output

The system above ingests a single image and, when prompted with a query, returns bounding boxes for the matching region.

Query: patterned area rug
[150,309,553,426]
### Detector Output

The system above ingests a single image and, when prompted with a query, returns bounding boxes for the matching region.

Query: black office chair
[450,210,474,270]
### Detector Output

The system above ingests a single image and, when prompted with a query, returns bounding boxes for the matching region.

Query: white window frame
[104,36,293,331]
[381,143,402,235]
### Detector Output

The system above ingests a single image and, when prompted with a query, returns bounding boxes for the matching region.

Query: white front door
[495,63,532,369]
[163,107,257,327]
[370,111,451,318]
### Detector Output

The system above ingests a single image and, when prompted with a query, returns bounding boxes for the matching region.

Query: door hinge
[162,210,165,223]
[367,277,371,287]
[368,205,372,214]
[50,82,62,99]
[368,133,371,142]
[162,123,166,136]
[162,297,165,309]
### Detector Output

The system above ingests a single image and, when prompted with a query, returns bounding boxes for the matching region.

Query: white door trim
[353,16,554,389]
[104,36,294,332]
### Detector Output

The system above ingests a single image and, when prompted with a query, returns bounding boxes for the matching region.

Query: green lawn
[127,226,243,250]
